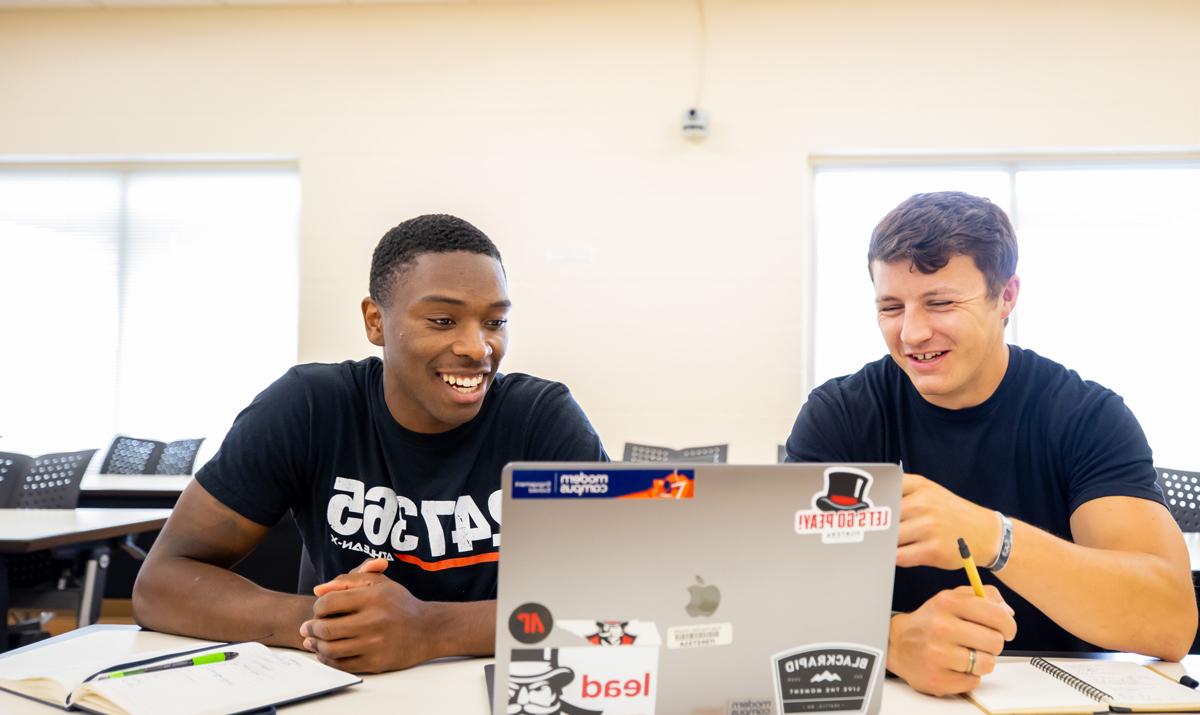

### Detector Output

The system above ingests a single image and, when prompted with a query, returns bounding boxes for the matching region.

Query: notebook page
[966,662,1100,714]
[1046,660,1200,709]
[0,630,220,704]
[76,642,360,715]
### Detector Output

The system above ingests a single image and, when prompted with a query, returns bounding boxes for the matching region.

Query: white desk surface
[79,474,192,495]
[0,508,172,552]
[0,626,1195,715]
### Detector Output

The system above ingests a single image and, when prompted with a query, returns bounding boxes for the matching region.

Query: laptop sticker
[510,602,554,645]
[725,700,773,715]
[512,469,695,500]
[769,643,883,715]
[558,619,662,646]
[666,622,733,649]
[508,646,659,714]
[793,467,892,544]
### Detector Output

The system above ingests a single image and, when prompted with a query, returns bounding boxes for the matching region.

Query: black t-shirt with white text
[197,358,608,602]
[786,345,1163,651]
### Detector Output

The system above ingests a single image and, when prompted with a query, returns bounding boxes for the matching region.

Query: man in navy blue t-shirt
[134,214,607,673]
[786,192,1195,696]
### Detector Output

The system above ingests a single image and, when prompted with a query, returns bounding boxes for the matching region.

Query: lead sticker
[770,643,882,714]
[794,467,891,544]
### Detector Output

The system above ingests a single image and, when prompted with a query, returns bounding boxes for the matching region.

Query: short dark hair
[868,191,1018,298]
[369,214,503,306]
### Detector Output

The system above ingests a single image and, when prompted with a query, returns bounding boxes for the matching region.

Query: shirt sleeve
[1063,389,1164,515]
[785,383,858,463]
[523,382,609,462]
[195,368,311,526]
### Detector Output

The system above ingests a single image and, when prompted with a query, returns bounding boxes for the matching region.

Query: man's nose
[516,686,531,704]
[900,307,933,346]
[453,327,493,361]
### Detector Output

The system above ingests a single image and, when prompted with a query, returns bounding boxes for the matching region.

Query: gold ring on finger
[966,647,977,675]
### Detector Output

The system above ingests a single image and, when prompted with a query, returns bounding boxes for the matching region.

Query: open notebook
[967,657,1200,714]
[0,630,361,715]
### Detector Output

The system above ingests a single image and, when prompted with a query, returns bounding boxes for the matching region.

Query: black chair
[1156,467,1200,654]
[100,435,205,475]
[1158,467,1200,532]
[2,449,119,649]
[622,443,728,464]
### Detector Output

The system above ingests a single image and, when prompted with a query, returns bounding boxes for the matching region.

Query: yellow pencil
[957,537,986,598]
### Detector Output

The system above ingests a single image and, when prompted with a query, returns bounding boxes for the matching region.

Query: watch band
[984,511,1013,572]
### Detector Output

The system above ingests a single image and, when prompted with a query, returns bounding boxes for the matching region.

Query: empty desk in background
[79,475,302,597]
[0,509,171,652]
[1184,532,1200,572]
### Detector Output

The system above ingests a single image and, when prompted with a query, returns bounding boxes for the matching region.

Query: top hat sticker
[814,467,873,512]
[509,648,575,688]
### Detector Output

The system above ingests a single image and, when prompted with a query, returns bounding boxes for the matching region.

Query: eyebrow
[415,295,512,309]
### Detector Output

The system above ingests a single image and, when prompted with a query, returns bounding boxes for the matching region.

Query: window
[0,164,300,463]
[811,159,1200,468]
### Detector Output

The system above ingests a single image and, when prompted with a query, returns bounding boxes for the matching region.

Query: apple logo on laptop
[685,575,721,617]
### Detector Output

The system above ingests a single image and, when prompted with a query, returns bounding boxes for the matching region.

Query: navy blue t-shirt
[786,345,1162,651]
[197,358,608,603]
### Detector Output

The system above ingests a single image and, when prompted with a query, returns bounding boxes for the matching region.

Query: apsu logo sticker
[770,643,882,714]
[794,467,891,544]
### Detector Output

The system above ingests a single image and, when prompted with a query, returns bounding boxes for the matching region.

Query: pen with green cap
[95,651,239,680]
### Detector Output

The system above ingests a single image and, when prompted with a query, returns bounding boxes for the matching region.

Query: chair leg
[78,543,112,628]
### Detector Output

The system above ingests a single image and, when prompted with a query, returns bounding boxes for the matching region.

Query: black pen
[1180,674,1199,689]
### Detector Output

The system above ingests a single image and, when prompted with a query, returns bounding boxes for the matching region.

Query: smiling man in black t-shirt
[786,192,1195,696]
[134,214,607,673]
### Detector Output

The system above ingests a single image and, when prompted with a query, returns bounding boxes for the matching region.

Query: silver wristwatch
[984,511,1013,572]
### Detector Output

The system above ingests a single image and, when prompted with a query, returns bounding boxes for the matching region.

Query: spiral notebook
[967,657,1200,714]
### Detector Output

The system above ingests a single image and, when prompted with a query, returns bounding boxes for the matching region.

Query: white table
[0,626,1195,714]
[79,474,192,500]
[0,509,172,650]
[1185,531,1200,572]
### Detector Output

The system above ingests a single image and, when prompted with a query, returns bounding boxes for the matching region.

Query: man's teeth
[440,373,484,391]
[913,351,945,362]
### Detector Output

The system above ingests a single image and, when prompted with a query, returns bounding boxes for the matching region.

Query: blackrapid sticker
[512,469,695,499]
[793,467,891,544]
[770,643,883,714]
[665,622,733,649]
[508,646,660,714]
[510,602,554,645]
[557,619,662,646]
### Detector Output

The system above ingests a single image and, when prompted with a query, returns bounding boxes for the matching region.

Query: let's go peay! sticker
[512,469,695,499]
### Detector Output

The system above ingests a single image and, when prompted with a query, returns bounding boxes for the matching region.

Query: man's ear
[362,297,385,347]
[999,274,1021,320]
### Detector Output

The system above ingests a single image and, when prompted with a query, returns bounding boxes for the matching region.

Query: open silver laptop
[494,462,902,715]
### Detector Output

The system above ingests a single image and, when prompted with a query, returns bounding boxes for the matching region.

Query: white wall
[3,0,1198,461]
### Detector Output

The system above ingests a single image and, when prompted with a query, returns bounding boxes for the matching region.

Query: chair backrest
[11,449,96,509]
[622,443,729,464]
[1157,467,1200,532]
[155,438,204,475]
[0,452,33,507]
[101,435,205,475]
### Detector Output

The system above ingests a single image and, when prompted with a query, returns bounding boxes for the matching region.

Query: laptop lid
[494,462,902,715]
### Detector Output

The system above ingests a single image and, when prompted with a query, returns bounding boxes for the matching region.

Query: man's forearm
[422,599,497,660]
[995,519,1195,659]
[133,554,314,648]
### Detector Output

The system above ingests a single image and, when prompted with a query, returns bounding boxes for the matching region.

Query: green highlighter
[96,651,239,680]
